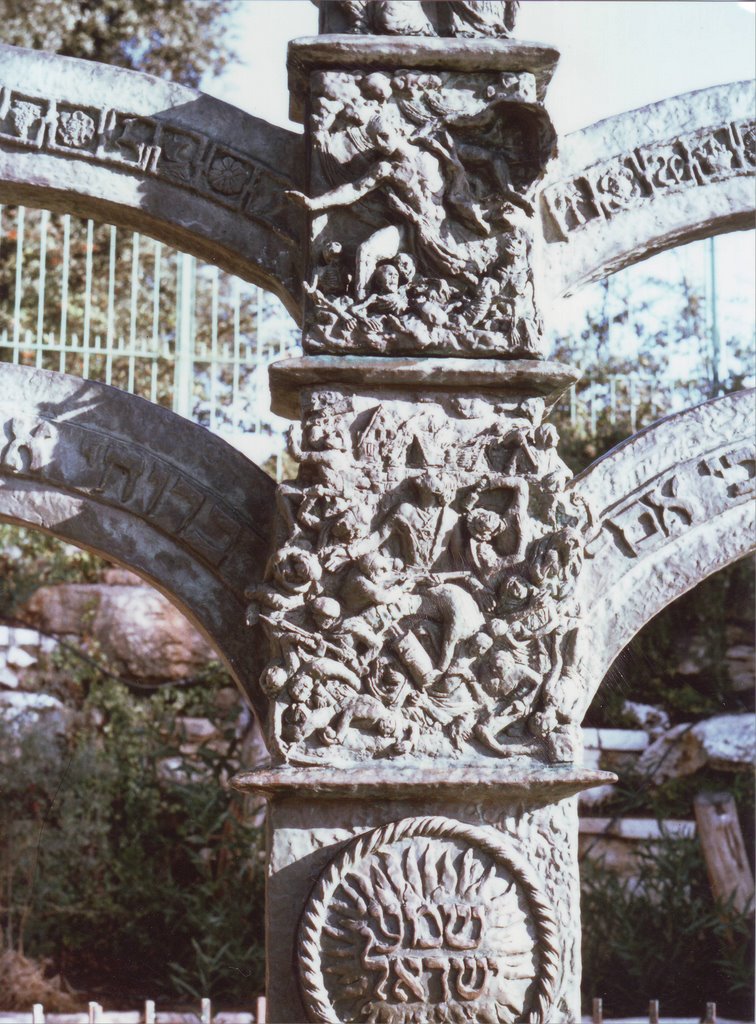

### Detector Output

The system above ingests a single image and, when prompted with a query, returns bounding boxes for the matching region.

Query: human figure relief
[330,0,520,38]
[288,111,478,299]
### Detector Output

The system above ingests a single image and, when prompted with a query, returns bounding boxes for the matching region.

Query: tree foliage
[0,0,237,88]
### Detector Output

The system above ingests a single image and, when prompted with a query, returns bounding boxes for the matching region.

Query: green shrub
[581,833,755,1020]
[0,673,264,1007]
[0,525,104,619]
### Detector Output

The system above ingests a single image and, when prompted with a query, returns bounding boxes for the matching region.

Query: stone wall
[0,569,266,771]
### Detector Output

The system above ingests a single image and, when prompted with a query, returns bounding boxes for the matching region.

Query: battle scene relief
[247,388,590,767]
[288,68,556,357]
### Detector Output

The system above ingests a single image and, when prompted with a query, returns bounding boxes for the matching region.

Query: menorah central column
[235,11,614,1022]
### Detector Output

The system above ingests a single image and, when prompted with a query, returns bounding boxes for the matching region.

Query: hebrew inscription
[298,816,558,1024]
[583,440,756,576]
[0,409,266,598]
[248,387,588,766]
[290,69,556,357]
[0,85,298,244]
[543,117,755,240]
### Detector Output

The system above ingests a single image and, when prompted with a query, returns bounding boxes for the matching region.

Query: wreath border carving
[297,815,560,1023]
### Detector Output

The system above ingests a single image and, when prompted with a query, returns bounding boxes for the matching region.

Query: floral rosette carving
[298,816,559,1024]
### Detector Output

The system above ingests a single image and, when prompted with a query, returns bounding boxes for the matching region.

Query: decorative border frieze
[0,85,299,244]
[542,118,755,240]
[585,439,756,566]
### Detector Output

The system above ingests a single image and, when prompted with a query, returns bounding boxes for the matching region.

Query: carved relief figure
[291,68,556,356]
[324,0,520,38]
[250,387,588,767]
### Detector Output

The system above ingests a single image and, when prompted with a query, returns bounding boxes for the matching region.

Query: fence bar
[32,1006,44,1024]
[105,225,117,384]
[12,204,25,351]
[704,1002,717,1024]
[173,251,195,418]
[144,1000,156,1024]
[232,277,241,431]
[151,239,162,352]
[255,996,266,1024]
[210,266,219,431]
[83,218,94,350]
[648,1000,660,1024]
[36,208,49,359]
[255,287,263,434]
[629,376,637,434]
[591,997,603,1024]
[60,213,71,360]
[201,997,212,1024]
[128,231,141,393]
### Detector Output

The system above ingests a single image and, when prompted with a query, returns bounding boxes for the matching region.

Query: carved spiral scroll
[298,815,560,1024]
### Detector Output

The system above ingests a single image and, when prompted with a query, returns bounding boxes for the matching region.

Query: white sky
[207,1,755,135]
[204,1,755,380]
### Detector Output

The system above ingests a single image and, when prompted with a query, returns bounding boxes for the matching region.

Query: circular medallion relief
[298,816,558,1024]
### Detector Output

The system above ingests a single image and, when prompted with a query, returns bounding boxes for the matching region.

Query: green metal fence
[0,204,301,464]
[0,203,690,460]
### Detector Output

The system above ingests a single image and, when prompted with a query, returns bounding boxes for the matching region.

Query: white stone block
[6,646,37,669]
[0,666,19,689]
[10,627,41,646]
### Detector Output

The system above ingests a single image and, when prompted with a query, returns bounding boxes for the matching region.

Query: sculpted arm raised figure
[286,162,392,213]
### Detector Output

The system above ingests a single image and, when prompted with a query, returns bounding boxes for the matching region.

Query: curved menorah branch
[539,81,755,297]
[570,389,756,701]
[0,44,306,319]
[0,363,275,719]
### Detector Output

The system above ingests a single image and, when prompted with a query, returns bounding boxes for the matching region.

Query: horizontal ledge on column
[232,764,617,802]
[288,37,560,121]
[269,356,580,419]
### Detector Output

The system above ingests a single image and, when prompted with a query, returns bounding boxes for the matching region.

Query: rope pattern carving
[297,815,561,1024]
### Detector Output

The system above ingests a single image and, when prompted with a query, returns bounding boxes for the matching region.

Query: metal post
[83,218,94,352]
[173,251,195,418]
[12,204,25,352]
[60,213,70,367]
[232,276,241,431]
[629,375,637,434]
[35,209,49,361]
[210,265,219,431]
[708,236,720,397]
[106,225,117,384]
[128,231,141,393]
